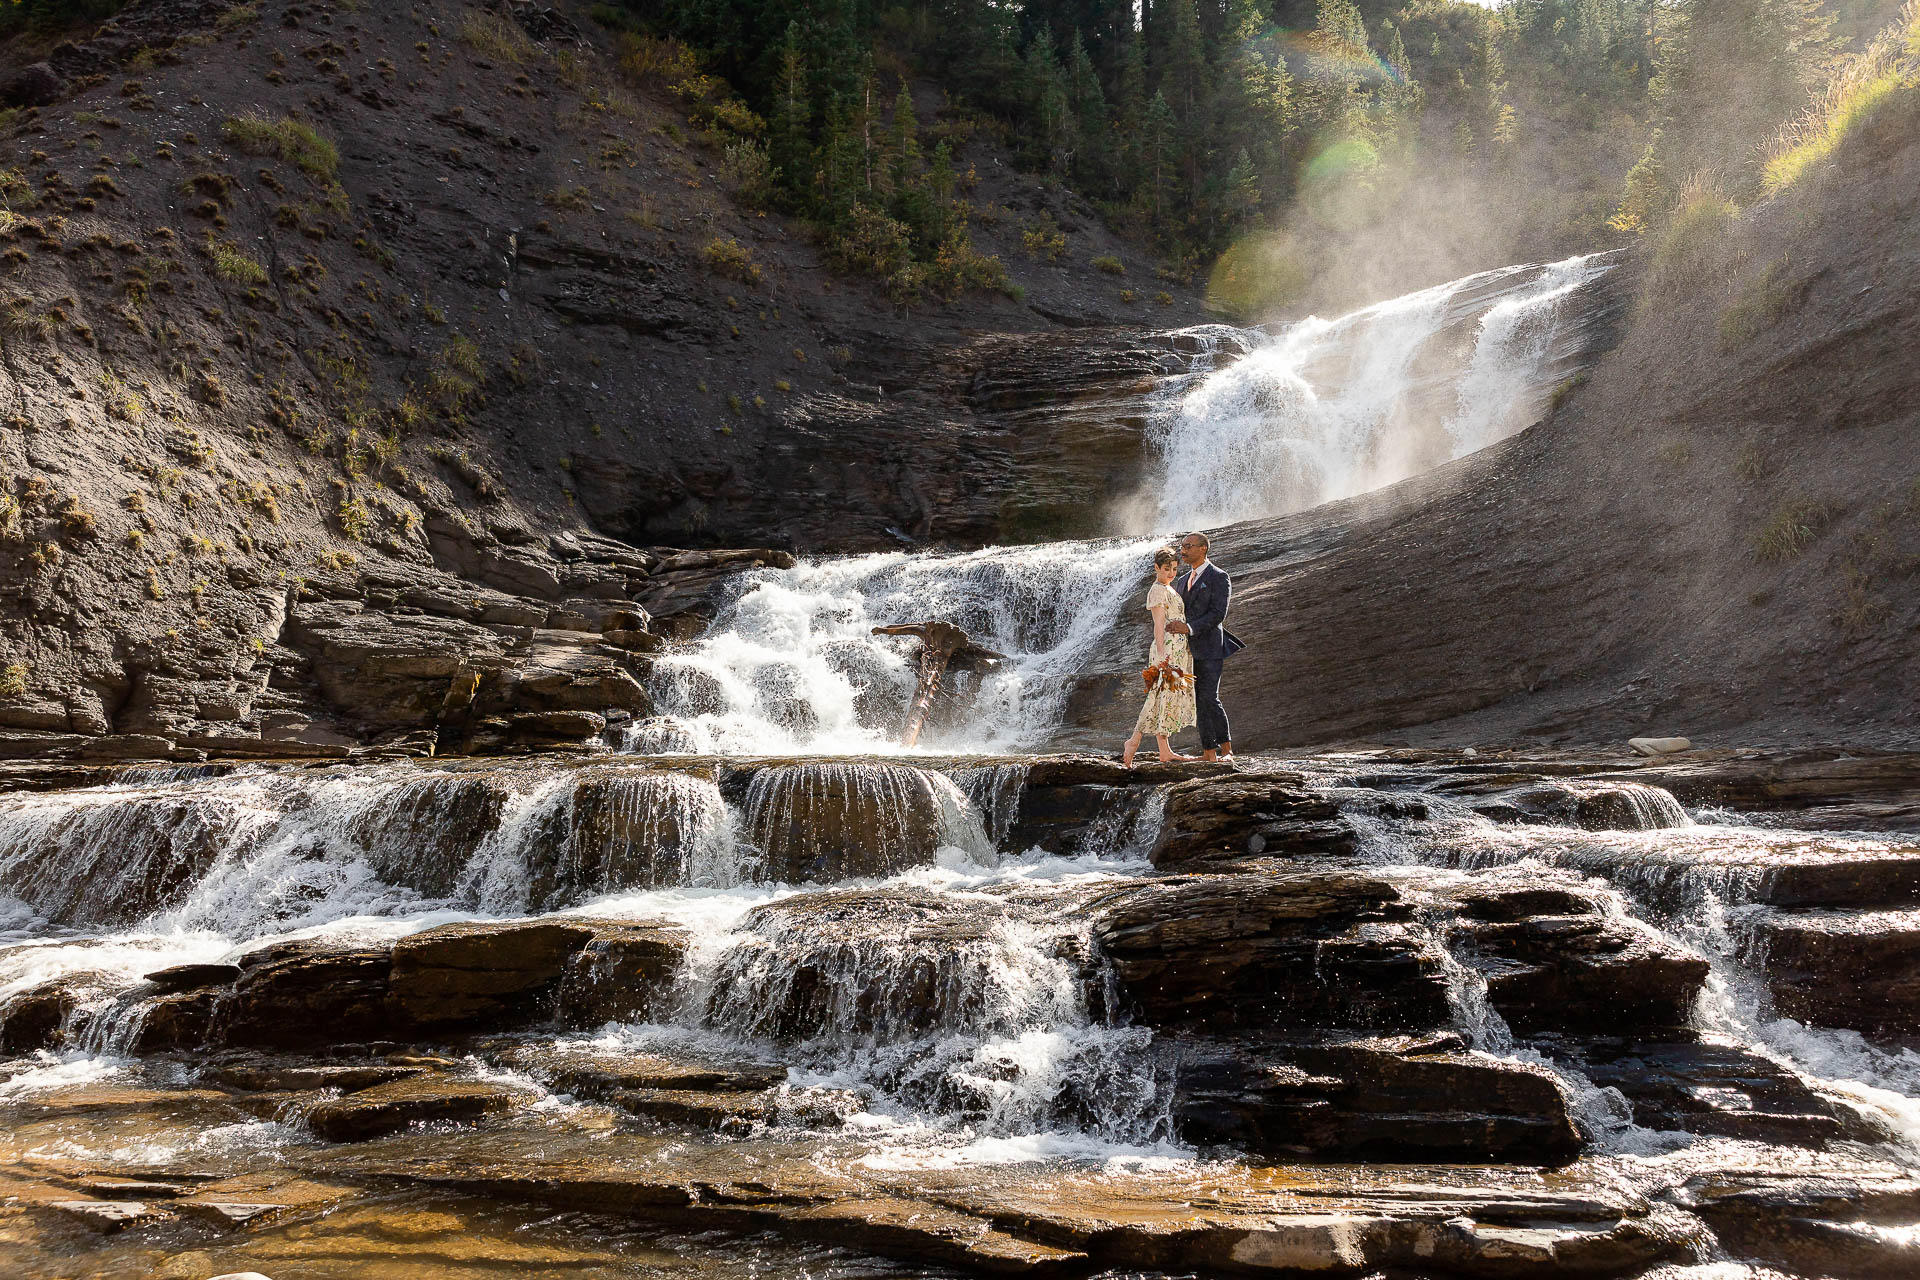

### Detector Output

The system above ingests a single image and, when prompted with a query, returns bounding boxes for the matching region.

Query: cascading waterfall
[1336,769,1920,1151]
[630,539,1159,756]
[1143,253,1616,529]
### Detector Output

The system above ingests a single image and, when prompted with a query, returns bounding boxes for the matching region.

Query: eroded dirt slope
[0,0,1203,759]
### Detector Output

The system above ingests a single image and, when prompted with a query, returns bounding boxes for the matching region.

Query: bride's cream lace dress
[1134,582,1196,738]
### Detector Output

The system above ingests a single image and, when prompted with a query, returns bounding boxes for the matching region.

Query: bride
[1122,547,1197,766]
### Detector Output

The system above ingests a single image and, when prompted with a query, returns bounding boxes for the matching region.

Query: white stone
[1628,737,1692,756]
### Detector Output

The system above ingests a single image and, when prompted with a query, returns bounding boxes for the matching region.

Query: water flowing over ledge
[1142,253,1619,529]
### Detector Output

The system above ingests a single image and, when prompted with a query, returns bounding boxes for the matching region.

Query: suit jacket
[1173,562,1231,663]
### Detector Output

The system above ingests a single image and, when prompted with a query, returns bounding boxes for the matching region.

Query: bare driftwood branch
[872,622,1004,747]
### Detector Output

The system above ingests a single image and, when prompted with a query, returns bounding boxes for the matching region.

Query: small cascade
[0,782,281,929]
[944,762,1029,851]
[1143,253,1618,528]
[742,762,976,883]
[1567,781,1694,832]
[695,887,1173,1146]
[634,540,1157,756]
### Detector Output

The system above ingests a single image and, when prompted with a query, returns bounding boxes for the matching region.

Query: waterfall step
[1737,906,1920,1036]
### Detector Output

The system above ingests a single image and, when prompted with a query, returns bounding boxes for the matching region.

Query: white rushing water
[1143,253,1614,529]
[629,538,1160,756]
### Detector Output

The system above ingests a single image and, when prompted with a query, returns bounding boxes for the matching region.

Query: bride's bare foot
[1157,751,1195,763]
[1121,736,1140,767]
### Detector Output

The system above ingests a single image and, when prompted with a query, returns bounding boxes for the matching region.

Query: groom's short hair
[1183,532,1210,550]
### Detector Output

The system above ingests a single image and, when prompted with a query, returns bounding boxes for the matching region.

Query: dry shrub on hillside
[1765,0,1920,194]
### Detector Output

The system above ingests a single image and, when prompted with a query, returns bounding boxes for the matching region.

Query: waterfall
[633,539,1159,756]
[691,885,1175,1156]
[1144,253,1616,529]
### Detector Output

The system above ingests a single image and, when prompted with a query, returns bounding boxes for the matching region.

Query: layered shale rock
[1090,871,1453,1034]
[1173,1033,1583,1163]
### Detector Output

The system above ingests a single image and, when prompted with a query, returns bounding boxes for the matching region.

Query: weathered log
[871,622,1004,746]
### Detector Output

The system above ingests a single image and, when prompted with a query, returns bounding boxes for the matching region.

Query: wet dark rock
[0,971,134,1052]
[224,940,397,1049]
[1091,872,1452,1034]
[143,962,241,994]
[1681,1171,1920,1279]
[1174,1034,1583,1164]
[345,771,514,897]
[1566,1036,1898,1147]
[1449,889,1709,1035]
[1148,774,1359,869]
[307,1075,534,1142]
[491,1043,785,1097]
[47,1199,166,1233]
[387,919,597,1030]
[528,772,722,906]
[1750,853,1920,909]
[1746,907,1920,1035]
[555,921,689,1027]
[605,1085,860,1132]
[711,888,1072,1043]
[129,988,222,1053]
[207,1060,431,1093]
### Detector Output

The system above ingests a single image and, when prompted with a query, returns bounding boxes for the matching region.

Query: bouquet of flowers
[1140,661,1193,692]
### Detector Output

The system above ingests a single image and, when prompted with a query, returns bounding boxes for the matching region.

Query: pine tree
[886,83,922,197]
[1064,30,1110,189]
[1139,89,1180,228]
[1221,147,1262,228]
[768,23,814,206]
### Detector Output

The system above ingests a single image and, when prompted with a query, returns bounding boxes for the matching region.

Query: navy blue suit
[1173,562,1231,750]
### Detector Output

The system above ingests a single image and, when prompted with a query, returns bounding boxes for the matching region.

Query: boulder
[1629,737,1691,756]
[1091,872,1452,1034]
[1174,1035,1583,1163]
[1449,887,1709,1035]
[307,1075,534,1142]
[223,940,396,1049]
[1,62,65,108]
[1148,774,1359,869]
[555,921,689,1026]
[1746,907,1920,1035]
[387,919,598,1030]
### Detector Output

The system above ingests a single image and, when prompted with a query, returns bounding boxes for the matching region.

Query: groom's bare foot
[1202,749,1218,761]
[1221,742,1234,759]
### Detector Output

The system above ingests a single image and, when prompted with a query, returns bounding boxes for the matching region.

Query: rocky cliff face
[0,0,1205,761]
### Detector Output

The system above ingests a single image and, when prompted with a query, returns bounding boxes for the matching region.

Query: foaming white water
[634,539,1158,755]
[1145,254,1614,528]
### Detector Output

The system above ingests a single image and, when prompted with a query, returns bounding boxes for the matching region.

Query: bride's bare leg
[1122,732,1141,767]
[1155,735,1194,763]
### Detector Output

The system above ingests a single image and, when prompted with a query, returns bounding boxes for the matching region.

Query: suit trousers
[1193,658,1230,750]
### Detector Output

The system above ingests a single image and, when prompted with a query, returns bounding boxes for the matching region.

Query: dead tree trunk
[872,622,1004,747]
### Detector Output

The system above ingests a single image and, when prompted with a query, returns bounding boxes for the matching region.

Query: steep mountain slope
[1064,90,1920,752]
[0,0,1202,759]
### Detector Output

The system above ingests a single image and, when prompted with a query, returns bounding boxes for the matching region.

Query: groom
[1167,532,1233,760]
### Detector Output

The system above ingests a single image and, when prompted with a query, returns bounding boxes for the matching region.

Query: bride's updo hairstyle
[1153,547,1179,568]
